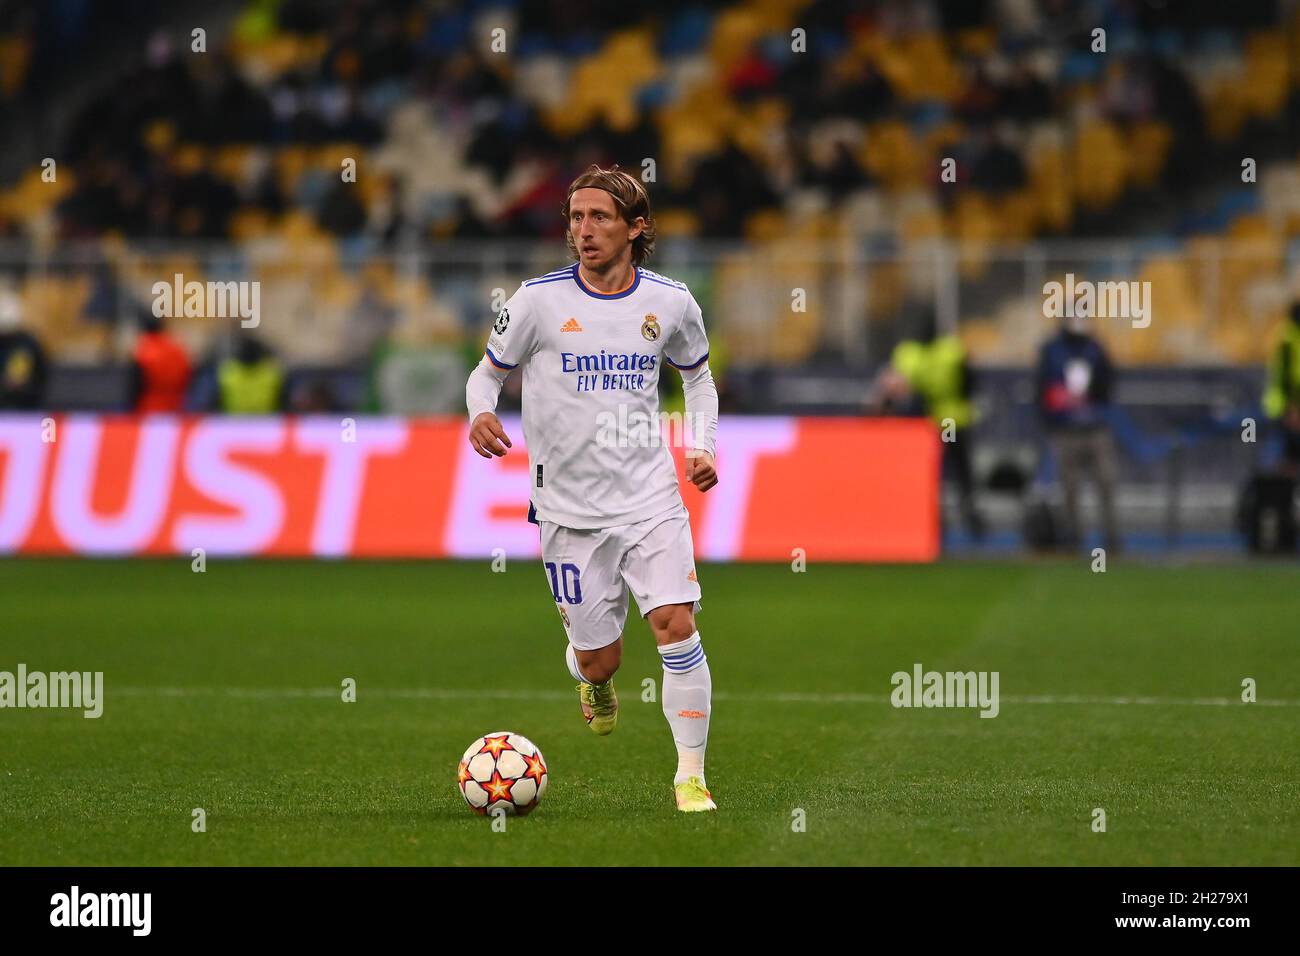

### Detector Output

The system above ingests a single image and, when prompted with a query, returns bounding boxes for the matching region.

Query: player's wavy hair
[561,165,656,266]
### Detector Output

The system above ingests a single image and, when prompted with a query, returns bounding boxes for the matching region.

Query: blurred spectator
[130,314,192,412]
[807,139,871,199]
[0,284,47,410]
[318,180,367,237]
[955,63,1002,125]
[1036,310,1119,552]
[971,125,1027,195]
[218,337,284,413]
[727,43,779,101]
[1002,62,1053,122]
[288,378,342,413]
[877,311,985,540]
[1261,301,1300,478]
[683,142,780,237]
[9,0,1266,255]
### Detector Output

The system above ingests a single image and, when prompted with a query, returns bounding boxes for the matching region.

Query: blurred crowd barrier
[0,236,1294,397]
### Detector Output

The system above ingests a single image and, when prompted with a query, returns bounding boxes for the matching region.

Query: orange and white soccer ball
[457,732,548,816]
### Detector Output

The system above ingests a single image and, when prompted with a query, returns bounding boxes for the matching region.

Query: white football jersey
[484,262,710,530]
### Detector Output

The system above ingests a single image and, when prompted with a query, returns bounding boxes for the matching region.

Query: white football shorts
[538,503,703,651]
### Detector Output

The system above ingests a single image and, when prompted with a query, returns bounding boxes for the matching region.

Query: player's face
[568,188,642,272]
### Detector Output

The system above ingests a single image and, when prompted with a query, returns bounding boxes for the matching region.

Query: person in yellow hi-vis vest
[874,312,985,540]
[218,337,284,414]
[1262,301,1300,477]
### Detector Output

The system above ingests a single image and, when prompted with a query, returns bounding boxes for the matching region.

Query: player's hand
[685,450,718,492]
[469,412,512,458]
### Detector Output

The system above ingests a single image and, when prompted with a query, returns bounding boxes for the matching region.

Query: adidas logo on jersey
[561,318,583,332]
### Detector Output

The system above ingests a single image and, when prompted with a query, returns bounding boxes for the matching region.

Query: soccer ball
[457,732,548,816]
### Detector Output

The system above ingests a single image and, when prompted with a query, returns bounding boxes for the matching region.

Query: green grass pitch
[2,557,1297,866]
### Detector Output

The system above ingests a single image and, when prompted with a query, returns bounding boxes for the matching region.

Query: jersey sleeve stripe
[665,351,709,370]
[485,347,517,370]
[641,273,687,291]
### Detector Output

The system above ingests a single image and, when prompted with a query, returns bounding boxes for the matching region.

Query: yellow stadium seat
[20,276,102,362]
[213,145,253,183]
[1242,32,1288,117]
[0,36,31,95]
[1204,82,1248,141]
[172,144,207,176]
[955,28,997,57]
[900,206,945,242]
[866,261,906,318]
[950,194,996,279]
[861,120,923,191]
[142,119,176,156]
[1126,122,1172,189]
[1028,140,1071,231]
[709,8,766,71]
[994,189,1037,241]
[743,209,789,243]
[1072,121,1127,210]
[732,98,789,157]
[958,319,1002,359]
[773,307,820,363]
[230,209,272,241]
[318,271,359,309]
[654,208,701,238]
[871,33,959,103]
[274,146,313,196]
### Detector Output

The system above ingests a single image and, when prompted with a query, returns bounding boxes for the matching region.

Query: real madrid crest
[641,313,660,341]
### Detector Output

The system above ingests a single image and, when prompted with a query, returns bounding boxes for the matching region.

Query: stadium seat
[1072,121,1128,210]
[1126,122,1172,189]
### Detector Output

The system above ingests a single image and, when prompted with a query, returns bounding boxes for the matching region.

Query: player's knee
[650,604,696,645]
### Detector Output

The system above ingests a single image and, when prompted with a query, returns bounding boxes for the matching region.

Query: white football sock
[658,631,711,786]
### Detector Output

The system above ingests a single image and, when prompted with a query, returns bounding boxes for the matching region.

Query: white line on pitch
[110,687,1300,707]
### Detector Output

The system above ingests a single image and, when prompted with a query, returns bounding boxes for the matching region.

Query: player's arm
[466,286,534,458]
[679,360,718,492]
[467,361,512,457]
[666,292,718,492]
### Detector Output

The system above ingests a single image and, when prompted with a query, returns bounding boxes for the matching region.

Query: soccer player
[465,166,720,812]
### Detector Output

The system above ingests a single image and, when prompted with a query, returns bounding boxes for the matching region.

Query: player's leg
[1051,433,1083,548]
[568,638,620,685]
[947,431,985,541]
[1090,429,1121,554]
[540,521,628,734]
[646,601,715,811]
[621,507,715,811]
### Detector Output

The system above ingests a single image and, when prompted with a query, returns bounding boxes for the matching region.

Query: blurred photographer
[1036,309,1119,553]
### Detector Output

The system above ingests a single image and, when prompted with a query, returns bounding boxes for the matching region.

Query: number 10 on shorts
[545,562,583,604]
